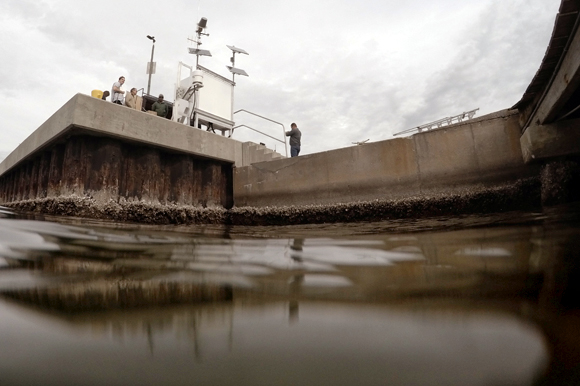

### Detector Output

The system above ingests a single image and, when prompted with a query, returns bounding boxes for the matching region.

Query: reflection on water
[0,204,579,385]
[0,299,547,386]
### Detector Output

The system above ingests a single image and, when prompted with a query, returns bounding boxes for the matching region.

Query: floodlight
[188,48,212,57]
[226,45,248,55]
[227,66,248,77]
[147,35,155,42]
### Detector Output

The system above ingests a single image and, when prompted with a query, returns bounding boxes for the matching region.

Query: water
[0,204,579,385]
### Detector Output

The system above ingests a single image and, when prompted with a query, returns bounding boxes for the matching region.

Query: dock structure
[1,0,579,221]
[0,93,283,208]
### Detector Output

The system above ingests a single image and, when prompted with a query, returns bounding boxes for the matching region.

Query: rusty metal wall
[0,134,233,208]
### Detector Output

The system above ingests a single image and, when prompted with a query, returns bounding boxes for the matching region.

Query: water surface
[1,204,579,385]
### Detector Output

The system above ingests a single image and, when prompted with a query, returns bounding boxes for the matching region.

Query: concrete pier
[0,105,558,224]
[0,94,283,208]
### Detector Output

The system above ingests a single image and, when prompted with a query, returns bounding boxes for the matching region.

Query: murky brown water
[0,204,579,385]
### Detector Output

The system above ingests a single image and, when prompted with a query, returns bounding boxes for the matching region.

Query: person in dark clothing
[286,122,302,157]
[151,94,168,117]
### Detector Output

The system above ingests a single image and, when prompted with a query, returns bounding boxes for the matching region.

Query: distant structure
[393,108,479,136]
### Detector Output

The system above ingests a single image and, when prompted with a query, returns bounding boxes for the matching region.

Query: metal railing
[232,109,288,157]
[393,108,479,137]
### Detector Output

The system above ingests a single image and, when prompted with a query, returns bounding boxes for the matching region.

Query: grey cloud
[0,0,562,157]
[399,0,557,131]
[0,0,50,22]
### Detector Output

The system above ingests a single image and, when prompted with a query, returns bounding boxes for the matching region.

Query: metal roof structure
[514,0,580,129]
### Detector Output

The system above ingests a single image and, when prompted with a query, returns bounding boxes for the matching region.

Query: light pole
[146,35,156,95]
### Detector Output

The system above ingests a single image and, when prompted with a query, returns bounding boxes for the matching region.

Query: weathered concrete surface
[234,110,539,207]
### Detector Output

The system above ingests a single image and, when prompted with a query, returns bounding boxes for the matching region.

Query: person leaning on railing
[286,123,302,157]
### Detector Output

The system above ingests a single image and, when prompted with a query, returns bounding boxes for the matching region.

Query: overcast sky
[0,0,561,159]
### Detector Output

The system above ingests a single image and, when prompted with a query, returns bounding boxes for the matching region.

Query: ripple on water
[0,205,579,385]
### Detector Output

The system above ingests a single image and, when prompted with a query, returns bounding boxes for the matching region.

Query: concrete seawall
[0,102,546,224]
[234,110,539,207]
[0,94,284,208]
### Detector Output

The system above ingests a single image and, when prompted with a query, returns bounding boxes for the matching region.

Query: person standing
[151,94,168,117]
[286,122,302,157]
[124,88,138,109]
[111,76,125,105]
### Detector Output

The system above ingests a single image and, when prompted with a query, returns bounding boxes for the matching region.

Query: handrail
[233,109,288,157]
[232,124,285,143]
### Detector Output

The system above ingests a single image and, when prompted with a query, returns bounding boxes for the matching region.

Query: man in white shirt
[111,76,126,105]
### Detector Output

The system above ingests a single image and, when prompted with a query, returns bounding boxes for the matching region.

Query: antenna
[189,17,211,67]
[181,17,211,129]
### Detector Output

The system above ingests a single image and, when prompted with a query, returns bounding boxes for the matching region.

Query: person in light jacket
[124,88,138,109]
